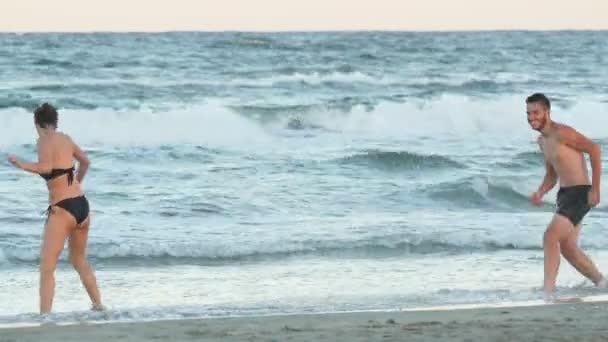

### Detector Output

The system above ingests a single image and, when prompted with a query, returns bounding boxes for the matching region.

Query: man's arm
[535,136,558,196]
[537,160,558,196]
[557,125,601,193]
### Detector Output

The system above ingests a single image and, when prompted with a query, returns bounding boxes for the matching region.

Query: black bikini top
[40,166,75,185]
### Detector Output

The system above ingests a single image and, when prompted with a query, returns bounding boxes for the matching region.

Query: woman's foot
[91,303,107,311]
[596,276,608,288]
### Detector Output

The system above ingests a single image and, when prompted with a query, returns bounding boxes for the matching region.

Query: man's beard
[530,117,547,131]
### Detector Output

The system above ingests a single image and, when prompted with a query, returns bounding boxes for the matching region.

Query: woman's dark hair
[34,103,58,128]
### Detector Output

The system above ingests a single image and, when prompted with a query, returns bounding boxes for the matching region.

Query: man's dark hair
[526,93,551,110]
[34,103,58,128]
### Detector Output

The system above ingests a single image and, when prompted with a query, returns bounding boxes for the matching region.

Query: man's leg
[543,214,575,294]
[561,223,605,285]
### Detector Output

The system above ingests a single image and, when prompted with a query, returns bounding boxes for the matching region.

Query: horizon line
[2,28,608,34]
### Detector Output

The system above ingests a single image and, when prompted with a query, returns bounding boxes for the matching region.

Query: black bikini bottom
[46,195,90,225]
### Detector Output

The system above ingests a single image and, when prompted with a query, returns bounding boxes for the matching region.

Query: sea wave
[0,230,592,267]
[337,150,465,171]
[423,176,549,210]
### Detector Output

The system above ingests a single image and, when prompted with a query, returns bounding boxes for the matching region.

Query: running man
[527,93,607,297]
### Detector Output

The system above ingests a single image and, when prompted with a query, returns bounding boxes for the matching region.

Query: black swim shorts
[556,185,592,226]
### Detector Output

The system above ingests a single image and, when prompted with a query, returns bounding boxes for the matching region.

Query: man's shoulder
[554,122,575,131]
[554,123,580,141]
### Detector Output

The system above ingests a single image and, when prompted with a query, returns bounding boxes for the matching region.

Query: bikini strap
[42,205,53,222]
[67,167,75,185]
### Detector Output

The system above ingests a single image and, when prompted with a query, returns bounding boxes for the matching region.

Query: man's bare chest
[540,138,565,166]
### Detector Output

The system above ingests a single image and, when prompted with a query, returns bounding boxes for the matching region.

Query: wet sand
[2,300,608,341]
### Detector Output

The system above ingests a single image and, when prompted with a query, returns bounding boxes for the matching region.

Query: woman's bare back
[41,132,85,203]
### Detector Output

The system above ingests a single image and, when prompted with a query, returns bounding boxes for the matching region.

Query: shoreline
[2,298,608,341]
[0,296,550,330]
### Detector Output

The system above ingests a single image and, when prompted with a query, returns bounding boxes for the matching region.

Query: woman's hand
[7,154,21,168]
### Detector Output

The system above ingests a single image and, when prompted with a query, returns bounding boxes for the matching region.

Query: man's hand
[588,189,600,207]
[531,191,544,207]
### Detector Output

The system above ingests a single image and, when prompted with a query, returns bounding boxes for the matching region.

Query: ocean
[1,31,608,325]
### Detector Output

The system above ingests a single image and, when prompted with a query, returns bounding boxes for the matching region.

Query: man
[527,93,606,297]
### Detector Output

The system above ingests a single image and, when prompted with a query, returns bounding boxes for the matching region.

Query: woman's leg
[68,216,103,309]
[39,208,72,314]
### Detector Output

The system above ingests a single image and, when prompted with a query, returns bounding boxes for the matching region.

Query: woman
[8,103,104,314]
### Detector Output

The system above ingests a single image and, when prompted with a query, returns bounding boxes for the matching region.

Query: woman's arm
[70,136,90,183]
[8,138,53,174]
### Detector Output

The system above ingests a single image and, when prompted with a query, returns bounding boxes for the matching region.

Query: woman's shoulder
[58,132,73,140]
[36,134,52,146]
[53,132,75,144]
[37,132,74,147]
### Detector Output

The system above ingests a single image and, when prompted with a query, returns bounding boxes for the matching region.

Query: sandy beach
[2,300,608,342]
